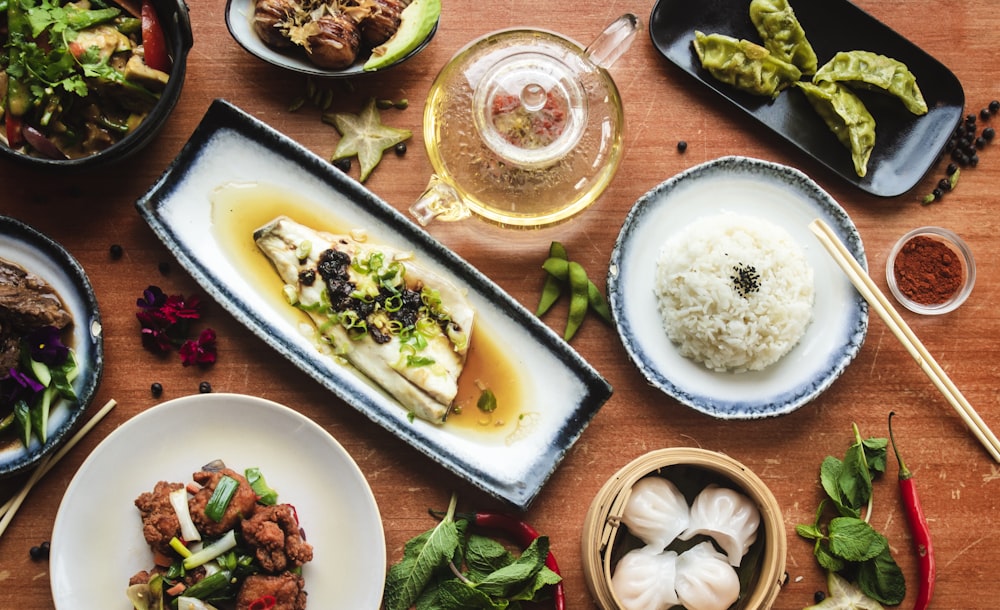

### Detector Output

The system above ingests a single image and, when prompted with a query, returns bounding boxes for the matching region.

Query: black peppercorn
[984,127,995,141]
[976,136,987,149]
[677,140,688,153]
[29,541,50,560]
[946,162,958,175]
[969,154,979,167]
[394,142,407,156]
[151,382,163,398]
[938,178,951,192]
[981,108,992,121]
[158,261,170,275]
[932,187,943,200]
[990,100,1000,114]
[109,244,123,259]
[814,591,827,604]
[332,157,351,172]
[199,381,212,393]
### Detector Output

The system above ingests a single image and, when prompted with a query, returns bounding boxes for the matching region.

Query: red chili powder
[892,235,965,305]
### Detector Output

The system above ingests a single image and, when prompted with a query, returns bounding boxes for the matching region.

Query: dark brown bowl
[0,0,193,170]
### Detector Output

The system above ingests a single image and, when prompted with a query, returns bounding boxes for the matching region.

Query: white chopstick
[0,398,117,537]
[810,219,1000,463]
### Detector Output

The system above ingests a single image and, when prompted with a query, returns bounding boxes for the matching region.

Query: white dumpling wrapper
[675,541,741,610]
[610,546,680,610]
[679,484,760,566]
[620,476,690,549]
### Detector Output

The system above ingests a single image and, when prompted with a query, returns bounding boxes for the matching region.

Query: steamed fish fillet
[254,216,474,423]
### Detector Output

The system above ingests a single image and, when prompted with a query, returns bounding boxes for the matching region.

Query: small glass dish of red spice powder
[886,226,976,315]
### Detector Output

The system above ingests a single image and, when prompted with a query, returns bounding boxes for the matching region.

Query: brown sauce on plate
[210,182,525,440]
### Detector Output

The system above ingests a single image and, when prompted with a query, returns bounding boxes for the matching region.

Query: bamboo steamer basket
[581,448,787,609]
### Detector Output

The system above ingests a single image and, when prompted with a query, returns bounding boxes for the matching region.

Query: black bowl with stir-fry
[0,0,192,169]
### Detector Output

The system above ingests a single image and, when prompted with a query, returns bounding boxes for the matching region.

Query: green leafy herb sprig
[796,423,906,606]
[383,493,561,610]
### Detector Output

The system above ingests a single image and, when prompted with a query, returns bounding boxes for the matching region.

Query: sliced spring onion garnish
[182,530,237,570]
[169,487,201,542]
[204,475,239,522]
[244,467,278,506]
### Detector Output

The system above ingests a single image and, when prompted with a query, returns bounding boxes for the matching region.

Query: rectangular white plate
[135,99,612,510]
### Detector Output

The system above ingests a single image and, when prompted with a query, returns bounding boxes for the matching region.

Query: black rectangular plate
[649,0,965,197]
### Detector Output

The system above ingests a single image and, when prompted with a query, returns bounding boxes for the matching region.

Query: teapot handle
[409,175,472,226]
[584,13,640,70]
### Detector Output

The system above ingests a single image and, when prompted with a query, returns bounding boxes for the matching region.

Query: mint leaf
[828,517,887,562]
[814,539,845,572]
[856,545,906,605]
[383,495,463,610]
[464,534,514,582]
[838,441,873,510]
[428,580,506,610]
[862,437,888,474]
[820,455,844,504]
[509,565,561,603]
[475,537,549,599]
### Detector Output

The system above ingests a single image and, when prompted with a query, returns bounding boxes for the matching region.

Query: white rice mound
[654,213,815,373]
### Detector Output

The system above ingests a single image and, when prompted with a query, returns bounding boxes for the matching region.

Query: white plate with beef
[50,393,386,609]
[0,216,103,477]
[135,99,612,510]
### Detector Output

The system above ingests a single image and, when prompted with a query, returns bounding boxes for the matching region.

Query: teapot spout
[585,13,640,70]
[410,175,472,226]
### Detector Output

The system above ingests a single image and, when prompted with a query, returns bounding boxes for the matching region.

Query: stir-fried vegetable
[1,0,171,159]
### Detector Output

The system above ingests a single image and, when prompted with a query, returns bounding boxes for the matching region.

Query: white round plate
[50,393,385,609]
[608,156,869,419]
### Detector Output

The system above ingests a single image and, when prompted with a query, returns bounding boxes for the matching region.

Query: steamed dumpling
[675,541,741,610]
[621,476,690,549]
[679,484,760,566]
[611,546,680,610]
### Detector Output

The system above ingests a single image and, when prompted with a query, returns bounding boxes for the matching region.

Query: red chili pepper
[140,0,171,72]
[433,510,565,610]
[889,412,935,610]
[248,594,277,610]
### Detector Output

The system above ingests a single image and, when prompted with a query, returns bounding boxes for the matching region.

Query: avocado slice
[363,0,441,71]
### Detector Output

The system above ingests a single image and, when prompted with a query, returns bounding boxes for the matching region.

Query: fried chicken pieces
[131,463,313,610]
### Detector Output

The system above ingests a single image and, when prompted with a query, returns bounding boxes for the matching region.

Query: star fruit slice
[325,98,412,182]
[805,572,885,610]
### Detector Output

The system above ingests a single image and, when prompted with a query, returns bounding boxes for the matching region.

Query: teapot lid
[472,50,588,169]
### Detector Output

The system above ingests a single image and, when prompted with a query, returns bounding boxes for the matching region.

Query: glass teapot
[410,14,639,229]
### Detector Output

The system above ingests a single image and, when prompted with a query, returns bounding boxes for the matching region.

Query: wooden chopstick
[809,219,1000,463]
[0,398,117,537]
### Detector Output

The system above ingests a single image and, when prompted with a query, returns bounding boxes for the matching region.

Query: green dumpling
[796,81,877,178]
[693,31,802,99]
[813,50,928,115]
[749,0,818,74]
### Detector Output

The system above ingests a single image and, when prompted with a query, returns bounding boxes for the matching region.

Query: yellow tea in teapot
[417,27,629,229]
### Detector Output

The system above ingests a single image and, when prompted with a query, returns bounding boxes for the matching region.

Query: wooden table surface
[2,1,999,608]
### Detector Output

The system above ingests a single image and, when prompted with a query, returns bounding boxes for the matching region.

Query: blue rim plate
[608,156,868,419]
[51,393,385,609]
[135,99,612,510]
[0,216,103,477]
[225,0,439,77]
[649,0,964,197]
